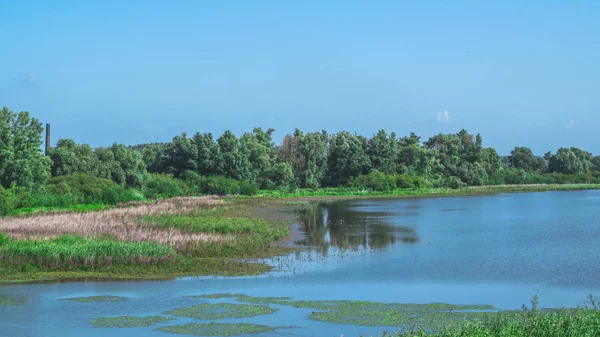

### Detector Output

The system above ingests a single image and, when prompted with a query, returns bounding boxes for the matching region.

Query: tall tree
[0,107,51,188]
[325,131,371,186]
[367,130,398,174]
[217,130,252,181]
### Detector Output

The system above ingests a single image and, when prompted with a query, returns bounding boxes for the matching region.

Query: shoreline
[1,184,599,285]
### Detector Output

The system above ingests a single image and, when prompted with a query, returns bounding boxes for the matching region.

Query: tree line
[2,106,600,196]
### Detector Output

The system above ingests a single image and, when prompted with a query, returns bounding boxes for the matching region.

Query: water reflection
[296,200,420,252]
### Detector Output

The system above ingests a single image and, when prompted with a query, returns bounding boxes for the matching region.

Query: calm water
[2,191,600,337]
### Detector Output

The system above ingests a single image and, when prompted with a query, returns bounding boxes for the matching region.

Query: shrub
[143,174,186,199]
[444,176,465,189]
[0,187,19,216]
[349,171,396,191]
[395,174,425,189]
[46,174,139,205]
[198,176,240,196]
[239,181,259,196]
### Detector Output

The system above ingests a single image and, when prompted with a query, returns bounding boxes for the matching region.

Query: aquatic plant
[90,315,173,328]
[164,303,276,320]
[0,294,27,306]
[157,323,274,336]
[61,295,129,302]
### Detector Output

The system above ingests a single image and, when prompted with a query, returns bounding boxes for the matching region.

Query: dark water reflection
[296,200,419,251]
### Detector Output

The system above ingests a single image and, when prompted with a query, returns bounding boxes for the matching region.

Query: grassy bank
[253,183,600,199]
[0,197,294,284]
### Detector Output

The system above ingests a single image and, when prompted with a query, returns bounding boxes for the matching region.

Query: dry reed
[0,196,231,247]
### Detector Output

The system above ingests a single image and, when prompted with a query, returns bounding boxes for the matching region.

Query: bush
[239,181,259,196]
[198,176,240,196]
[0,187,19,216]
[143,174,186,199]
[395,174,425,189]
[349,171,396,192]
[46,174,140,205]
[444,176,465,189]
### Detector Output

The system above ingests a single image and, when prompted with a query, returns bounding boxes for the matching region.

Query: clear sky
[1,1,598,155]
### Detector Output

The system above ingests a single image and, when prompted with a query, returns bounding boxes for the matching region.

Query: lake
[2,190,600,337]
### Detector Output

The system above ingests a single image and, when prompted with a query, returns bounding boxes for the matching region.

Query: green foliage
[325,131,371,186]
[238,181,259,196]
[198,176,241,195]
[349,171,396,191]
[0,107,51,189]
[143,173,185,199]
[0,186,19,216]
[95,143,148,188]
[47,174,141,204]
[509,147,545,171]
[0,234,175,271]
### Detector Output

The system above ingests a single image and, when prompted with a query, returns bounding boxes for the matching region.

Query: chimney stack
[45,123,50,156]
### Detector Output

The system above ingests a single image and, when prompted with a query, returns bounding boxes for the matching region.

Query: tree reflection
[296,201,419,252]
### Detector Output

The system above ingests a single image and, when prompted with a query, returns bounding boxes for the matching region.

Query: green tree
[325,131,371,186]
[548,148,588,175]
[162,133,198,178]
[217,130,253,181]
[192,132,221,176]
[367,130,398,174]
[95,143,148,188]
[49,139,98,176]
[508,147,542,171]
[0,107,51,189]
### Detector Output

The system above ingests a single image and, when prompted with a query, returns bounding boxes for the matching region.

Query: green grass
[0,234,175,271]
[164,303,276,320]
[90,316,173,328]
[0,294,27,306]
[61,295,129,302]
[392,309,600,337]
[157,323,275,336]
[252,184,600,199]
[0,256,271,284]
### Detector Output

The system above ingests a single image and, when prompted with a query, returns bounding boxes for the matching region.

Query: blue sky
[1,1,598,155]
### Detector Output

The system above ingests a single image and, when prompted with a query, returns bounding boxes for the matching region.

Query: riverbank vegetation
[0,197,296,283]
[2,105,600,283]
[3,106,600,217]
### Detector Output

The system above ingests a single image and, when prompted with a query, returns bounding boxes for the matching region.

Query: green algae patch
[164,303,276,320]
[90,315,173,328]
[196,294,497,328]
[188,293,292,304]
[61,295,129,302]
[0,295,27,306]
[157,323,274,336]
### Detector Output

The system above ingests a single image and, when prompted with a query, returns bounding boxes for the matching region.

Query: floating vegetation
[164,303,276,320]
[61,295,129,302]
[196,294,496,328]
[188,293,292,304]
[90,316,173,328]
[0,295,27,306]
[157,323,274,336]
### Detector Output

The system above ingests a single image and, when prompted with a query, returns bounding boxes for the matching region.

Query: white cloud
[437,110,450,124]
[565,120,577,129]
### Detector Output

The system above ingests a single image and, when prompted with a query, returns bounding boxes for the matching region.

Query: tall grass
[141,215,289,257]
[0,233,174,271]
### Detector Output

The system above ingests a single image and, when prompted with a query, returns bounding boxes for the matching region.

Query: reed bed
[0,234,174,270]
[0,196,228,247]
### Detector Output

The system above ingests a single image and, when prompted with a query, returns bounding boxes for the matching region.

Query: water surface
[2,190,599,336]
